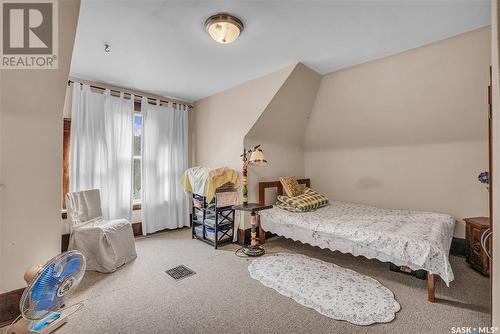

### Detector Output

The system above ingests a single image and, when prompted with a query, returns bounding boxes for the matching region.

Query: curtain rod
[67,79,193,109]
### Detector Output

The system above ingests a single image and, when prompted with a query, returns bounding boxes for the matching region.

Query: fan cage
[20,250,86,321]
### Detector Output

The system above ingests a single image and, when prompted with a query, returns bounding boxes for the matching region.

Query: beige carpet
[56,228,489,334]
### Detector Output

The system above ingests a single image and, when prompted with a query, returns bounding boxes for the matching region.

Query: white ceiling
[70,0,491,102]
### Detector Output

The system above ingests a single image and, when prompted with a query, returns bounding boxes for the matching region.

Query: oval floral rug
[248,253,401,325]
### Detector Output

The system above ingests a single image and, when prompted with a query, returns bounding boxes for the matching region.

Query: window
[62,104,143,213]
[133,112,142,202]
[61,102,142,213]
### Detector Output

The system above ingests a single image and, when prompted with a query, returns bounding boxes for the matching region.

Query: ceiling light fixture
[205,13,244,44]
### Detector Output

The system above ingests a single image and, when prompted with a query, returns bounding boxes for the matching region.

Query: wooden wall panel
[0,288,24,327]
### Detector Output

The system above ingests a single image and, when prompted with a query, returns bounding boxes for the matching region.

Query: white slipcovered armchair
[65,189,137,273]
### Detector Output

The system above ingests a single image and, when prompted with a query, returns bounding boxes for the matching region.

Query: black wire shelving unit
[191,193,235,249]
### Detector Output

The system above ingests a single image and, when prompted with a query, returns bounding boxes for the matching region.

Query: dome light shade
[205,13,244,44]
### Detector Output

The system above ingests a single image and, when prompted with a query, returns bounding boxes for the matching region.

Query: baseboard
[237,228,249,245]
[61,233,70,252]
[450,237,466,257]
[131,222,143,236]
[0,287,24,327]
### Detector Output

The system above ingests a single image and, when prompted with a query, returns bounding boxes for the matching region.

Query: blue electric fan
[7,251,86,334]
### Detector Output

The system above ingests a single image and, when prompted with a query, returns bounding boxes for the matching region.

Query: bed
[257,179,455,303]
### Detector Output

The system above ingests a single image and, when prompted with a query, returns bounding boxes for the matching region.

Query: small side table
[233,203,272,257]
[464,217,490,276]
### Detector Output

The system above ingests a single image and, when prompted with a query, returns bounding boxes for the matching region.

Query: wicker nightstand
[464,217,490,276]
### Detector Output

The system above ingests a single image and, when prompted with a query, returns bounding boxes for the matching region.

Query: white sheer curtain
[141,97,189,234]
[69,83,134,220]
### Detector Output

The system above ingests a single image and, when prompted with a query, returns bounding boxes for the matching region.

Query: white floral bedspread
[260,201,455,285]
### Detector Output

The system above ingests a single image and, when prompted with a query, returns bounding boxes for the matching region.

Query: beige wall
[305,142,488,237]
[194,63,321,228]
[0,0,81,292]
[304,27,491,238]
[193,64,295,229]
[491,0,500,327]
[193,64,294,172]
[244,64,321,220]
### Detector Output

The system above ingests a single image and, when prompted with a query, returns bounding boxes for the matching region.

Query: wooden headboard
[258,178,310,205]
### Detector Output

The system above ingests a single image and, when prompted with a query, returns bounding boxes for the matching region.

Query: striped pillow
[275,201,301,212]
[276,194,301,212]
[276,189,329,212]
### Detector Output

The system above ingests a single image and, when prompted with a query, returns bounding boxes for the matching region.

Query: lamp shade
[249,148,267,166]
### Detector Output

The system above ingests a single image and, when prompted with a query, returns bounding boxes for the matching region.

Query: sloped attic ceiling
[193,64,295,170]
[245,63,321,147]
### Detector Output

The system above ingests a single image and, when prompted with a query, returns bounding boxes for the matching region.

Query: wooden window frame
[61,104,142,219]
[62,118,71,209]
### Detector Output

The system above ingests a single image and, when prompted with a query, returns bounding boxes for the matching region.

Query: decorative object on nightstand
[233,203,272,257]
[464,217,490,276]
[240,145,267,206]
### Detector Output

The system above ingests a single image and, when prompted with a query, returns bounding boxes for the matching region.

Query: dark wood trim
[258,178,310,205]
[61,233,70,252]
[63,117,71,132]
[0,288,24,327]
[258,213,265,244]
[465,217,490,276]
[488,66,493,231]
[258,178,310,245]
[487,67,493,311]
[450,237,466,257]
[237,228,247,245]
[131,222,143,236]
[62,118,71,209]
[427,273,435,302]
